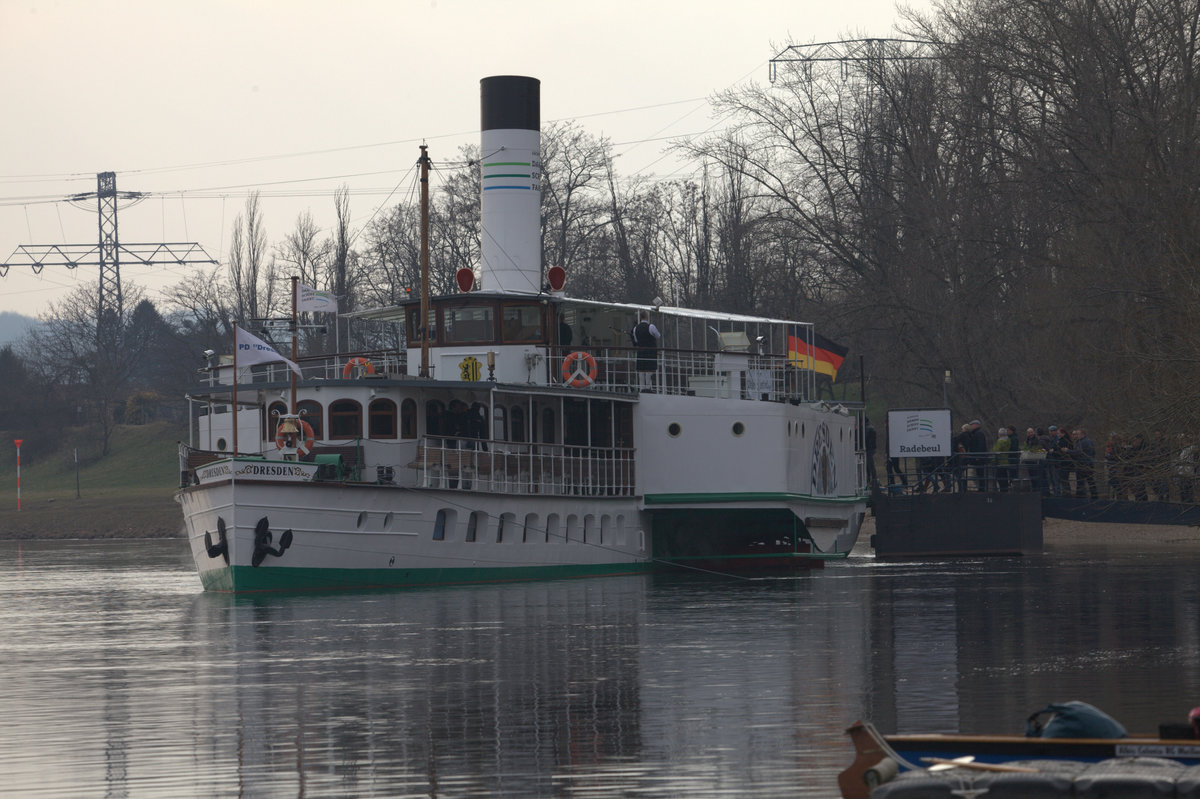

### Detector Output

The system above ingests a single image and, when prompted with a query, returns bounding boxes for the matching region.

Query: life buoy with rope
[343,357,375,378]
[561,351,598,388]
[275,419,316,457]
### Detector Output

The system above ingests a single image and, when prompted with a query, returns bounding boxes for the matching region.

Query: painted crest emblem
[810,421,837,496]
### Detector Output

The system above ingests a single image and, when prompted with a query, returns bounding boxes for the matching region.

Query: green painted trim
[483,161,531,167]
[483,173,531,179]
[201,561,654,593]
[644,492,867,505]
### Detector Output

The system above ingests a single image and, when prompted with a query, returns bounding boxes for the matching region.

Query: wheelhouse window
[400,398,417,439]
[443,304,494,344]
[297,400,323,439]
[329,399,362,439]
[407,308,437,345]
[501,303,543,343]
[369,399,398,439]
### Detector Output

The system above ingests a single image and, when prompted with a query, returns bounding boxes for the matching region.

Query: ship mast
[419,145,431,378]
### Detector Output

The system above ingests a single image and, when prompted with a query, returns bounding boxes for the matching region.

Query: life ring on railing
[343,357,376,378]
[561,351,598,388]
[275,419,316,457]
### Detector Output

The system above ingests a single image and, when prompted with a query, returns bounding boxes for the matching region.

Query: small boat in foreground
[839,720,1200,798]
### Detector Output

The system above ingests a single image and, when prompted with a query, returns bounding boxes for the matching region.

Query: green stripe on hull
[201,561,654,593]
[644,492,866,505]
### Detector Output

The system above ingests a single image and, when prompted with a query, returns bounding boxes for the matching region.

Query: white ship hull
[179,474,651,592]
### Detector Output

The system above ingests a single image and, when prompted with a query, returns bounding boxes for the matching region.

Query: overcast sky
[0,0,925,319]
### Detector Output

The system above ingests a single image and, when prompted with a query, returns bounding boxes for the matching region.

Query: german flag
[788,332,849,381]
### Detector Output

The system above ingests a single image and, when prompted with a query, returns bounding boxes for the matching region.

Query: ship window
[329,399,362,439]
[501,303,543,343]
[466,511,481,542]
[369,399,398,439]
[444,304,495,344]
[216,437,227,451]
[545,513,560,543]
[541,407,556,444]
[407,307,437,345]
[732,421,745,436]
[492,406,506,441]
[511,406,526,442]
[426,400,446,436]
[297,400,324,439]
[400,398,417,439]
[523,513,538,542]
[497,513,515,543]
[583,514,595,544]
[601,515,611,545]
[266,402,288,440]
[668,422,681,437]
[615,404,633,448]
[433,510,447,540]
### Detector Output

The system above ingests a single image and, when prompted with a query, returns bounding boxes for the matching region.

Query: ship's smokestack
[479,76,541,294]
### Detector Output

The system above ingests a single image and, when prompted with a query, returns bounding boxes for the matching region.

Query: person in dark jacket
[864,418,878,488]
[631,310,661,391]
[965,419,989,491]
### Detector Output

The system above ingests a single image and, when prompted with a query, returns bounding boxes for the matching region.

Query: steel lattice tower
[2,171,217,343]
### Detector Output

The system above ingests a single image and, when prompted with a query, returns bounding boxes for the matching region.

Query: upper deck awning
[344,294,814,330]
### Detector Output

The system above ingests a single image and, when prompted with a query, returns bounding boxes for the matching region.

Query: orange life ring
[343,357,375,378]
[561,351,598,388]
[275,419,316,457]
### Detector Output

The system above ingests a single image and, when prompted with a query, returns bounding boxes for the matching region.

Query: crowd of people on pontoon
[867,419,1199,502]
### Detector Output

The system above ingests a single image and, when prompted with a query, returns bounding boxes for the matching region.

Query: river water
[2,536,1199,798]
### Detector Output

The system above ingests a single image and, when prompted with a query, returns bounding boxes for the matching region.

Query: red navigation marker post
[14,439,22,511]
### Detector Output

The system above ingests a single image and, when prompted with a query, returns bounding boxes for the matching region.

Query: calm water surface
[2,536,1200,798]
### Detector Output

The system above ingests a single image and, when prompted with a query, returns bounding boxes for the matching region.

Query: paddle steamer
[175,76,867,592]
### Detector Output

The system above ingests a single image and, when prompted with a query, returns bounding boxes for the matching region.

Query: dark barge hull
[870,488,1043,558]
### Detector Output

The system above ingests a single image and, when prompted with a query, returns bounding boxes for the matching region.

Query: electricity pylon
[1,171,217,343]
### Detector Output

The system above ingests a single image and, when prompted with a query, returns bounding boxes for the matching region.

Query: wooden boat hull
[886,731,1200,765]
[839,721,1200,799]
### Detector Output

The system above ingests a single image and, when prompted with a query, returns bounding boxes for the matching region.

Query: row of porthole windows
[667,421,746,438]
[426,508,637,548]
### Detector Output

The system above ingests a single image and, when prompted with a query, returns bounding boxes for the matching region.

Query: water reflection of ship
[182,572,883,794]
[187,578,648,794]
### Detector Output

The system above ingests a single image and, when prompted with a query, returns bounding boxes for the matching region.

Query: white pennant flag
[297,283,338,313]
[235,326,302,377]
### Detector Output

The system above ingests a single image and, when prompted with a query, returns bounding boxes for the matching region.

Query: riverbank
[0,490,181,539]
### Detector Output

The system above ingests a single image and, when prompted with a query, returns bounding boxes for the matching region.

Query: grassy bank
[0,422,184,539]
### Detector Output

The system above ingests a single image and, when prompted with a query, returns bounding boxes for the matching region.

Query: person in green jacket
[993,427,1013,491]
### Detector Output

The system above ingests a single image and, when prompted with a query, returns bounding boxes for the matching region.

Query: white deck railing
[407,437,636,497]
[201,346,819,403]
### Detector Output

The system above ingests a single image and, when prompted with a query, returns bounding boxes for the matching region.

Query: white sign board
[887,409,952,458]
[196,459,320,485]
